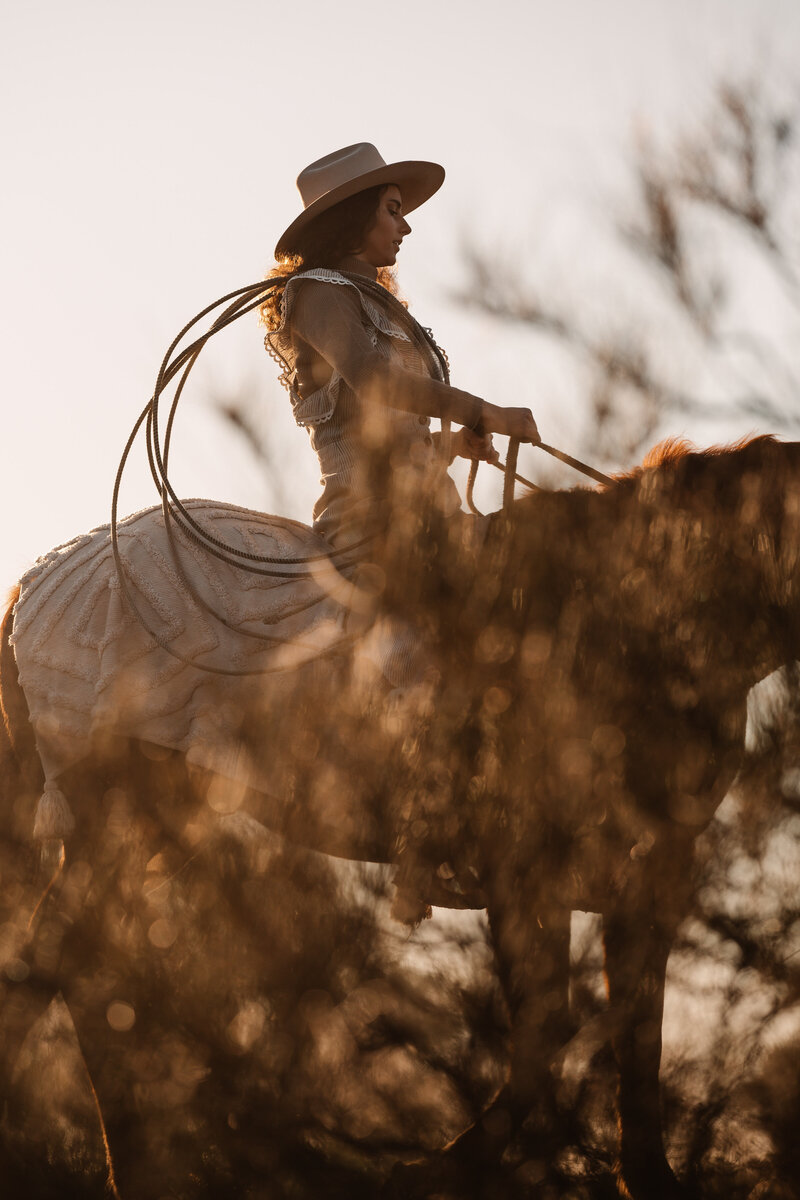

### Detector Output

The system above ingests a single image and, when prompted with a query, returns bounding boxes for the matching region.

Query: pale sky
[3,0,799,587]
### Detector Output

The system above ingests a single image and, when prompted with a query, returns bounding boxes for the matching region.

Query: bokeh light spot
[148,919,177,949]
[107,1001,136,1032]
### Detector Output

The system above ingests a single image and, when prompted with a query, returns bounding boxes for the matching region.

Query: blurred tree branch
[455,76,800,468]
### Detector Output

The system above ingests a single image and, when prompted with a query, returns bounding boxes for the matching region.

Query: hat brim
[274,159,445,259]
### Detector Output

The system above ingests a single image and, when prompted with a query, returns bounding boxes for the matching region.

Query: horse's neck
[503,490,786,700]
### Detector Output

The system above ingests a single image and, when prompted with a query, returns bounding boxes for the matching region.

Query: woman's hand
[477,402,540,443]
[450,427,500,464]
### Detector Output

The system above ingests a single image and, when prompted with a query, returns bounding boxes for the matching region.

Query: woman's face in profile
[356,185,412,268]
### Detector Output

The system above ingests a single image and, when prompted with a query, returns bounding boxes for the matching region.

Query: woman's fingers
[459,429,498,461]
[480,404,540,443]
[507,408,540,442]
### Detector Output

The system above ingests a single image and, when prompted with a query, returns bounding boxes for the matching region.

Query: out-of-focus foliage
[5,72,800,1200]
[1,741,507,1199]
[651,707,800,1200]
[456,77,800,468]
[6,439,800,1199]
[449,72,800,1199]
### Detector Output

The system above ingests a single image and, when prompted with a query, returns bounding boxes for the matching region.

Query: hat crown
[275,143,443,258]
[296,143,387,210]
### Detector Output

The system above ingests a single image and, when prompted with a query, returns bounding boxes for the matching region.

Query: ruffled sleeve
[265,269,481,430]
[266,270,393,427]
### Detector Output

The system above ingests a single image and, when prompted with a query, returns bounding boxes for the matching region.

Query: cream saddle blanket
[11,501,384,837]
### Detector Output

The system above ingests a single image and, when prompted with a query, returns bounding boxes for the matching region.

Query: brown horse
[2,435,799,1198]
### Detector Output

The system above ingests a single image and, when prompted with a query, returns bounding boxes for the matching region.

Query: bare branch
[455,70,800,461]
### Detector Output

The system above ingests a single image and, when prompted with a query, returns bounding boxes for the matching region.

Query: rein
[111,276,372,678]
[468,440,613,517]
[538,443,613,486]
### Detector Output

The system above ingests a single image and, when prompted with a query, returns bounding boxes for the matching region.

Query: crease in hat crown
[297,143,388,207]
[275,142,445,258]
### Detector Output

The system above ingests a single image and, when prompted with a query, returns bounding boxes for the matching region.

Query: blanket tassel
[33,782,76,841]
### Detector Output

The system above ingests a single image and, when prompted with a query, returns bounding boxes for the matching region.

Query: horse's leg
[483,876,573,1157]
[603,854,697,1200]
[0,971,61,1180]
[0,846,90,1191]
[62,980,166,1199]
[55,745,268,1199]
[387,875,571,1199]
[489,905,572,1114]
[0,589,65,1179]
[1,841,205,1198]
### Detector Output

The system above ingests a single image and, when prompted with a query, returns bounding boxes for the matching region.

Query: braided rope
[466,459,482,516]
[127,271,453,576]
[112,272,612,676]
[111,279,369,676]
[111,273,455,677]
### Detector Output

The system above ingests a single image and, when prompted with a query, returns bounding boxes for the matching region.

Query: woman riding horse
[261,142,539,550]
[11,143,794,1200]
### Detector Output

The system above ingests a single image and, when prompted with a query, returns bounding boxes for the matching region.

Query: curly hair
[260,184,401,329]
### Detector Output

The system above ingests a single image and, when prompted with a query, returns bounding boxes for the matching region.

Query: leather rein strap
[468,439,612,517]
[346,273,614,513]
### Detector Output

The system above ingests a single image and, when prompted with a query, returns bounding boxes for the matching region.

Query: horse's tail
[0,586,44,840]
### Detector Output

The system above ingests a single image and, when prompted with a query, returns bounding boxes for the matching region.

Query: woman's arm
[290,281,539,442]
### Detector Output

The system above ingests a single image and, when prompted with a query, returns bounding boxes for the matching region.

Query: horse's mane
[617,433,777,483]
[503,432,795,576]
[507,432,788,575]
[510,437,780,530]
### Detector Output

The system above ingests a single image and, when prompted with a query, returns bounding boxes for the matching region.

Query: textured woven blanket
[11,501,367,833]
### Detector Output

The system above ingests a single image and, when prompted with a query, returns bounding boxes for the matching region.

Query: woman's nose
[401,217,411,235]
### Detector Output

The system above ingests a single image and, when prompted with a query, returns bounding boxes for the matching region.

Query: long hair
[260,184,401,330]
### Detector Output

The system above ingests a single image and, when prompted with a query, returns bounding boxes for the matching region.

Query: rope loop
[465,459,483,516]
[112,271,612,678]
[111,272,455,678]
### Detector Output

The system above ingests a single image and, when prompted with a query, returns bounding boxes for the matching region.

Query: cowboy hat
[275,142,445,258]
